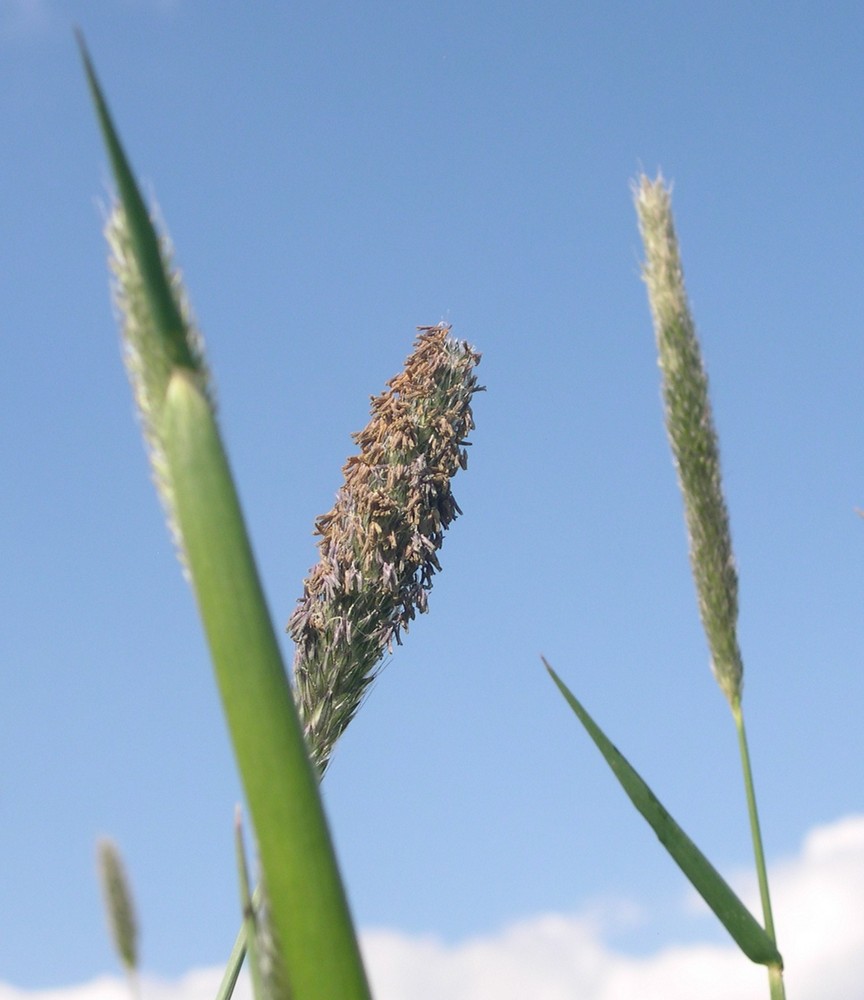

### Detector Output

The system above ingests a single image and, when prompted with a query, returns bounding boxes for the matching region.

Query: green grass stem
[768,964,786,1000]
[734,705,786,999]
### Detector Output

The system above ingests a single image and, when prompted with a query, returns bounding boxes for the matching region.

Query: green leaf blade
[162,372,371,1000]
[544,660,782,969]
[80,35,371,996]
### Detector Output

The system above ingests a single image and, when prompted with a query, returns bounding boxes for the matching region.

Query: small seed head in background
[96,837,139,976]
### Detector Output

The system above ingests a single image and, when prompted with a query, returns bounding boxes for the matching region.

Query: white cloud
[762,815,864,998]
[4,814,863,1000]
[362,917,761,1000]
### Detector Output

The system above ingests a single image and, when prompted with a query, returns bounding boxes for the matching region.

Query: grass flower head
[288,325,482,772]
[635,176,743,706]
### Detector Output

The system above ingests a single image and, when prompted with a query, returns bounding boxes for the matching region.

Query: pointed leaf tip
[79,38,191,359]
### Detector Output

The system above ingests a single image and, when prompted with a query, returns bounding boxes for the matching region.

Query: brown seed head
[288,325,482,771]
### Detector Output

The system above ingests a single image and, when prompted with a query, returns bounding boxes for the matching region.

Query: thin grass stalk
[733,707,776,940]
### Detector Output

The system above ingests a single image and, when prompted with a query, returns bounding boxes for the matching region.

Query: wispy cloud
[4,815,863,1000]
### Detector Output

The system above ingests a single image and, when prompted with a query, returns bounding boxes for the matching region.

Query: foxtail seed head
[635,176,743,706]
[288,325,482,772]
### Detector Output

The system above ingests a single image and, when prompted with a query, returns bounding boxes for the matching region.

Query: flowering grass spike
[635,176,784,998]
[288,325,482,772]
[635,176,743,707]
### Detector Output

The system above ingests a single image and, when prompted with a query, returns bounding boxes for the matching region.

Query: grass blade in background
[80,36,371,1000]
[544,661,782,968]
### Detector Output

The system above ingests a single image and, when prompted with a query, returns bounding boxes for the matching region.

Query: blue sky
[2,3,864,997]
